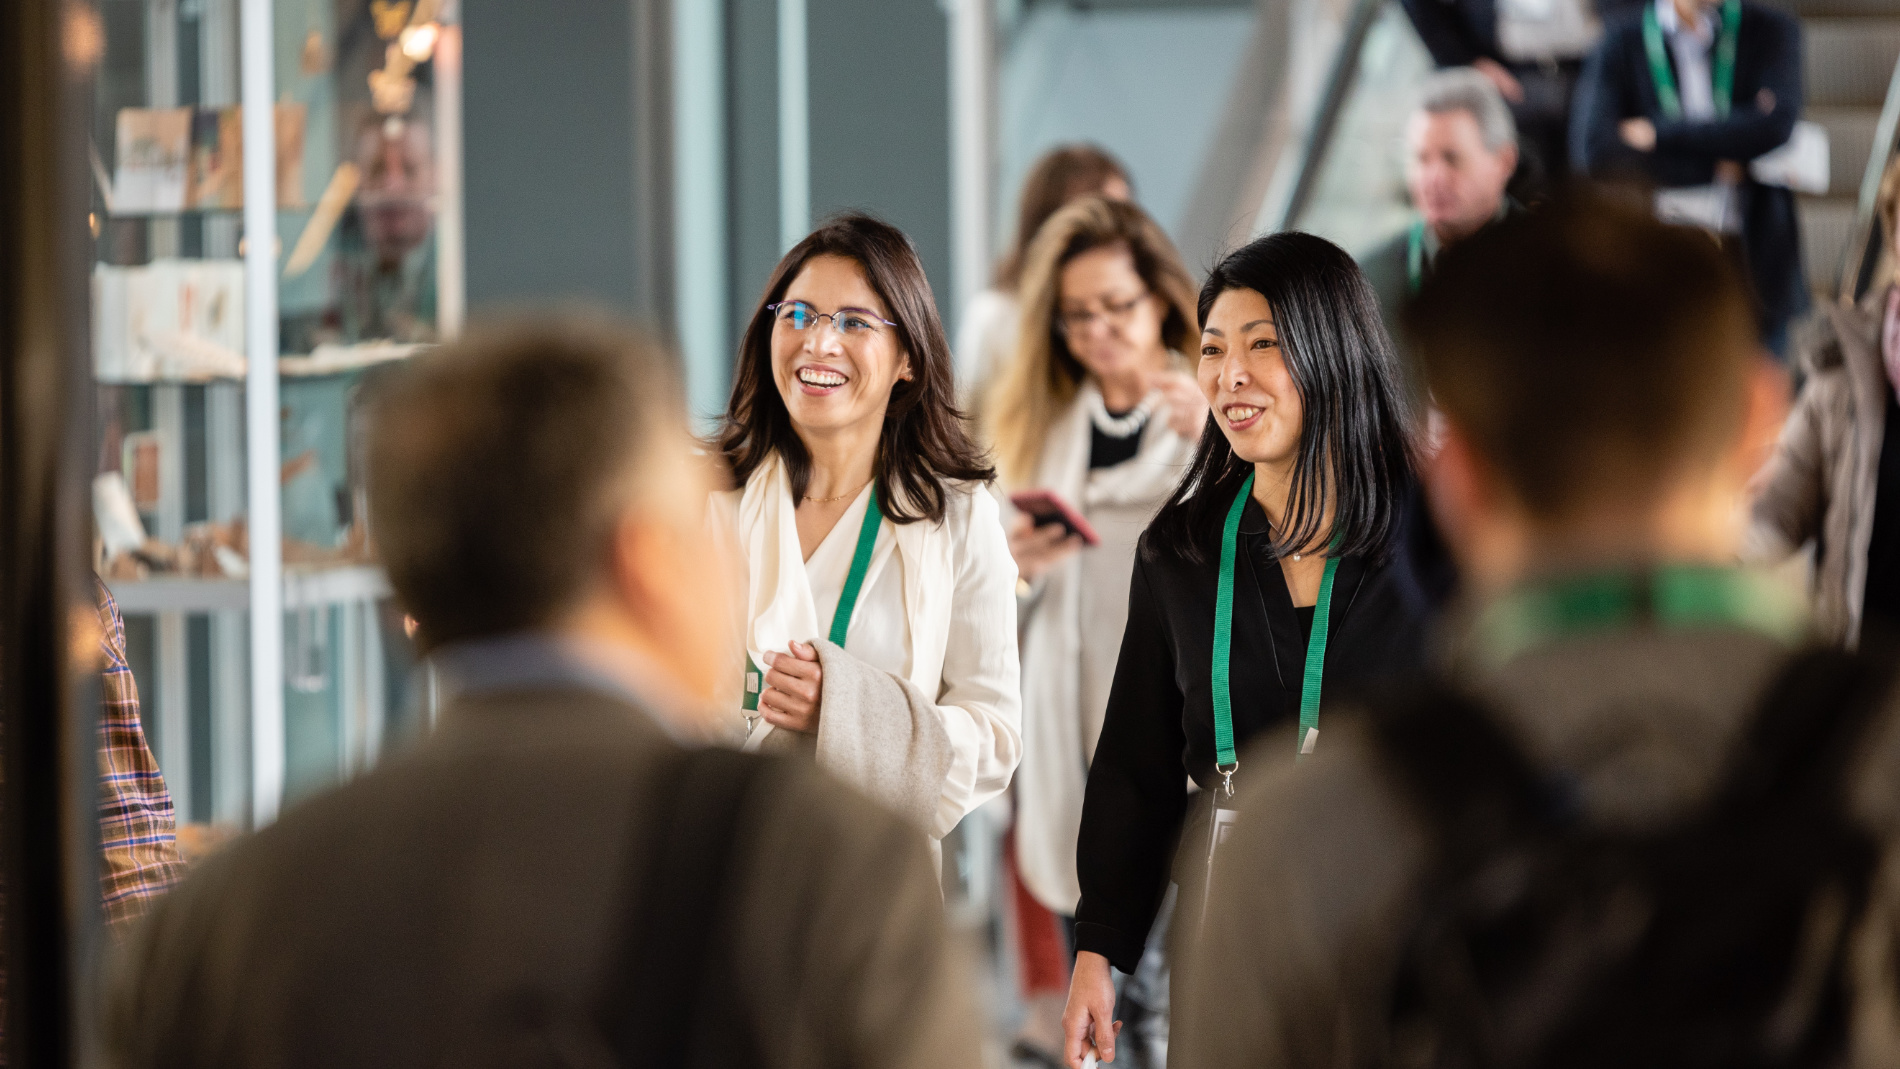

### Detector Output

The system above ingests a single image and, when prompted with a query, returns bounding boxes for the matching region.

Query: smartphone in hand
[1009,489,1101,547]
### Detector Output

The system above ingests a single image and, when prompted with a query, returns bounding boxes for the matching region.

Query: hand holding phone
[1008,489,1100,547]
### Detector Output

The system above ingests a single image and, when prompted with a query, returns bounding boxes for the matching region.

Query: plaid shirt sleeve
[95,581,186,933]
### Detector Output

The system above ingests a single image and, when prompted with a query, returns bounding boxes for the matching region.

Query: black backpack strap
[597,746,774,1067]
[1712,640,1900,820]
[1363,678,1559,866]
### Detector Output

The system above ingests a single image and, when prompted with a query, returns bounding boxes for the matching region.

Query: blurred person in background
[6,583,188,1048]
[1360,67,1522,379]
[984,196,1204,1066]
[336,115,438,343]
[1175,195,1900,1069]
[1400,0,1644,190]
[107,319,981,1068]
[1748,154,1900,646]
[959,144,1133,410]
[283,114,439,352]
[90,581,188,926]
[717,214,1022,856]
[1572,0,1805,355]
[1064,232,1427,1068]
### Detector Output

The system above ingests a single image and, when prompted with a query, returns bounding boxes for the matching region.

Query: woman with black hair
[715,214,1022,854]
[1062,232,1430,1067]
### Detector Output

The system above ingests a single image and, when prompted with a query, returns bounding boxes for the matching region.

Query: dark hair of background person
[1148,231,1416,564]
[987,196,1199,486]
[365,317,680,653]
[995,144,1132,292]
[1404,192,1757,522]
[718,213,994,525]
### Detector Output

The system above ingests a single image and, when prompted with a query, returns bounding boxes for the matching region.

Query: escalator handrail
[1273,0,1389,234]
[1840,52,1900,303]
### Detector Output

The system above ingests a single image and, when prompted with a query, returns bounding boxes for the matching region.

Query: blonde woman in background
[1749,153,1900,644]
[986,196,1204,1067]
[957,144,1132,409]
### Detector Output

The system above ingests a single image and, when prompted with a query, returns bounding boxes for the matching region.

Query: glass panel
[89,0,454,834]
[1287,1,1434,259]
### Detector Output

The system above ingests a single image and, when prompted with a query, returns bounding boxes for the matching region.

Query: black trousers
[1504,58,1586,201]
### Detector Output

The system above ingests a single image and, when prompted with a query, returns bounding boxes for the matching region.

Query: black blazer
[1401,0,1646,69]
[1072,495,1435,971]
[1571,2,1808,334]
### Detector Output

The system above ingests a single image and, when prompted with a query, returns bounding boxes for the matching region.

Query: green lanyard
[1406,219,1428,296]
[742,486,883,712]
[1212,472,1339,794]
[1642,0,1741,122]
[1471,565,1803,669]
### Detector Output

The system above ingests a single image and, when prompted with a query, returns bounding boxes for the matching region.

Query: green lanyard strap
[1212,474,1341,794]
[743,486,882,712]
[1472,565,1803,669]
[1406,219,1427,296]
[830,486,883,646]
[1642,0,1741,122]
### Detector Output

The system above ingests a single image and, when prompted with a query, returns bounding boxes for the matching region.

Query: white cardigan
[719,455,1023,839]
[1012,383,1196,913]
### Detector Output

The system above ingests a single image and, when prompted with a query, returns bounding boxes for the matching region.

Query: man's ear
[1497,141,1520,184]
[1424,418,1486,550]
[1733,355,1791,488]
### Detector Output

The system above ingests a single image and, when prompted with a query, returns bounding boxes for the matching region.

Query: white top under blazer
[720,454,1023,838]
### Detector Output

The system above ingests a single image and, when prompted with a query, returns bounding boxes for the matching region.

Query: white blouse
[723,460,1023,839]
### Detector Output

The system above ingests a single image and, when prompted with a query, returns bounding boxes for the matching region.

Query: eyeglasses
[768,301,897,338]
[1056,291,1150,337]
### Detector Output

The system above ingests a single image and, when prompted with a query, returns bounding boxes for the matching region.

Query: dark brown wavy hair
[717,213,994,524]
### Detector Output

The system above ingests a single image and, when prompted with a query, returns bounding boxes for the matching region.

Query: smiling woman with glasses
[714,213,1022,857]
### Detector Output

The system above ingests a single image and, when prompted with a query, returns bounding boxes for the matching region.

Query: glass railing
[1261,0,1433,259]
[1842,54,1900,303]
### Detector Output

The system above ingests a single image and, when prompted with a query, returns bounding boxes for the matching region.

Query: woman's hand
[1063,951,1122,1067]
[1147,368,1208,441]
[760,641,823,733]
[1619,117,1657,152]
[1008,513,1084,584]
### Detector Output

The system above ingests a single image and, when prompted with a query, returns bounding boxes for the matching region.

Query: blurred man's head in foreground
[1407,68,1518,245]
[365,317,732,715]
[1406,192,1785,591]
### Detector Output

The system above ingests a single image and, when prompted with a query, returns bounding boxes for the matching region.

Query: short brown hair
[986,196,1198,486]
[1405,193,1756,521]
[996,144,1131,291]
[365,317,681,651]
[718,213,993,525]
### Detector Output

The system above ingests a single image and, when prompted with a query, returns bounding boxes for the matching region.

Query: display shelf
[90,0,461,829]
[94,343,425,385]
[108,564,390,615]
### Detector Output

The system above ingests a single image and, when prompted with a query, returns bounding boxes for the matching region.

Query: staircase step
[1800,194,1860,295]
[1808,105,1882,197]
[1805,18,1900,108]
[1771,0,1900,17]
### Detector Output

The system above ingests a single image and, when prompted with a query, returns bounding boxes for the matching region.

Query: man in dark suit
[1572,0,1806,355]
[1401,0,1646,190]
[105,319,981,1068]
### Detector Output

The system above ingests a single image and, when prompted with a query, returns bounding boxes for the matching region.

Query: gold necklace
[806,479,871,504]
